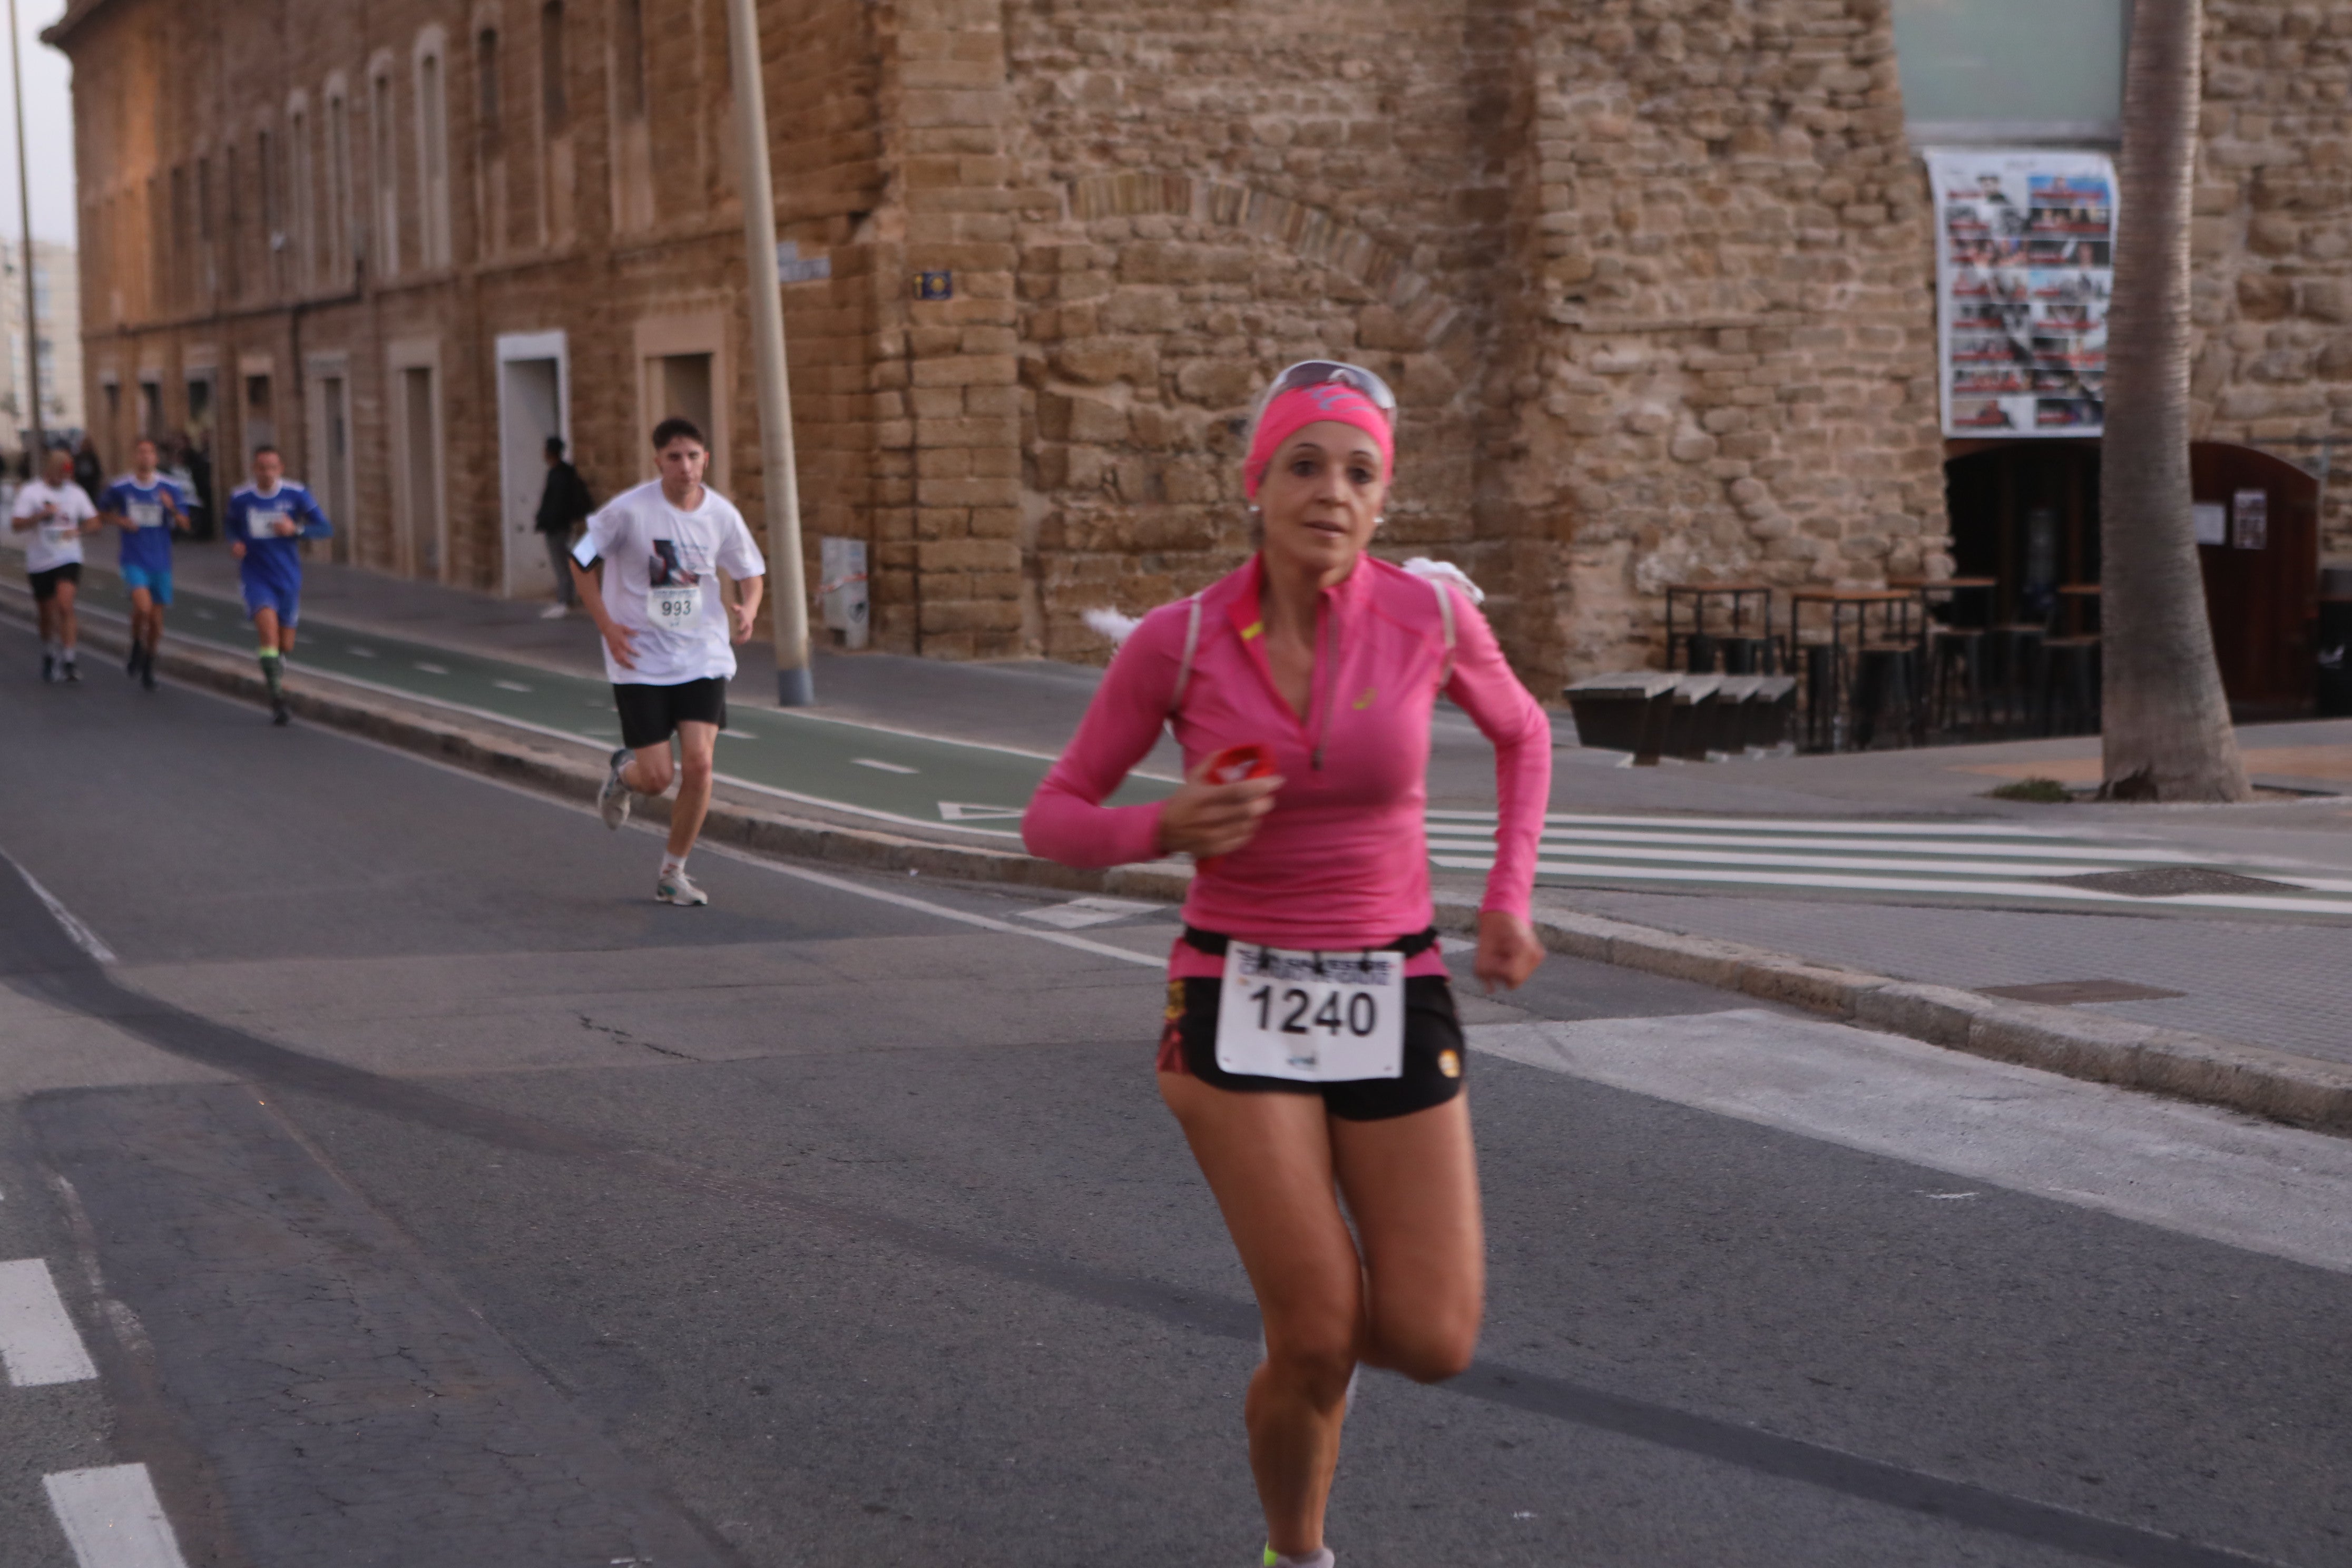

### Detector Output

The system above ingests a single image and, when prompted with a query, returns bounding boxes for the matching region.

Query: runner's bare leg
[668,720,719,858]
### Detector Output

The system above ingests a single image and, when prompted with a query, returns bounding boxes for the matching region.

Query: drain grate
[1978,978,2188,1005]
[2048,866,2301,898]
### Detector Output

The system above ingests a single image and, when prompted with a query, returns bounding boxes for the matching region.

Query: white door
[495,331,570,597]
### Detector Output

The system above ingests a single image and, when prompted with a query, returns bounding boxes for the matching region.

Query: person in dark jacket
[536,436,595,617]
[72,436,104,498]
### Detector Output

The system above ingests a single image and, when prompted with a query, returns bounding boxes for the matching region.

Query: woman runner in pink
[1025,362,1551,1567]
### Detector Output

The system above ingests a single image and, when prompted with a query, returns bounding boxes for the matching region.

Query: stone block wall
[2191,1,2352,561]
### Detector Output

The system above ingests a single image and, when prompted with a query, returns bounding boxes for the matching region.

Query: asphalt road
[1,632,2348,1568]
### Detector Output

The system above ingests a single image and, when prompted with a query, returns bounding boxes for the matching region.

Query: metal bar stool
[2037,636,2101,736]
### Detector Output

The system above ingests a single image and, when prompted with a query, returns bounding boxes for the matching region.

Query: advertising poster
[1927,150,2116,438]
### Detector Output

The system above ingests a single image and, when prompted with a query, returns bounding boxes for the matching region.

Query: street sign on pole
[722,0,815,706]
[7,0,44,456]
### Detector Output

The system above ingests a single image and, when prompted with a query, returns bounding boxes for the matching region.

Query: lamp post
[721,0,814,705]
[7,0,43,456]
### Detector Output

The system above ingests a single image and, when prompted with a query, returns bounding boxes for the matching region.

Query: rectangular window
[541,2,568,133]
[1893,0,2129,145]
[224,143,244,297]
[327,95,352,279]
[478,28,503,143]
[291,109,315,286]
[616,0,646,119]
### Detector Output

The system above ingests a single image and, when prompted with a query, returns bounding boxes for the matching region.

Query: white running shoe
[598,748,633,829]
[655,868,709,906]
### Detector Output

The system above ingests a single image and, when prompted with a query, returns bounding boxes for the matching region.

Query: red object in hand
[1195,744,1277,872]
[1203,743,1276,786]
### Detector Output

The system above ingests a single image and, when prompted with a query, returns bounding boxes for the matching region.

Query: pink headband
[1243,384,1395,499]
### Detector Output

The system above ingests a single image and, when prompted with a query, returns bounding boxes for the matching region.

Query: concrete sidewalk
[10,536,2351,1125]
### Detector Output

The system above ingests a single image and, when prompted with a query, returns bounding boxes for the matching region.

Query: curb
[13,593,2349,1138]
[1517,907,2352,1135]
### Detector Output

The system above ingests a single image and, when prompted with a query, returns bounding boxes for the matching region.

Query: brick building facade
[47,0,2348,698]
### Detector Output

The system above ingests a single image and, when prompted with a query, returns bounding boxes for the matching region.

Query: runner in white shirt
[9,448,101,683]
[571,417,767,906]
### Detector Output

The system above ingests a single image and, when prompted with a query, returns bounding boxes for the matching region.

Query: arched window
[369,56,400,278]
[415,30,454,268]
[287,92,316,287]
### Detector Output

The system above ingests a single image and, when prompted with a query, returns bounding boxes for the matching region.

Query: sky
[1,0,76,244]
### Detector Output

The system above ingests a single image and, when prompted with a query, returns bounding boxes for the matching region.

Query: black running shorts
[28,563,81,601]
[1157,972,1467,1121]
[613,676,728,749]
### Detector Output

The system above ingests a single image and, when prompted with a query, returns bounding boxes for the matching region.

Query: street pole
[721,0,814,706]
[6,0,43,458]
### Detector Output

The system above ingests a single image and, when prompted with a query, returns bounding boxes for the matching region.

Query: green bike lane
[61,568,1173,838]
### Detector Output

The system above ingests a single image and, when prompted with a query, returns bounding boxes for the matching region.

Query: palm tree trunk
[2100,0,2250,802]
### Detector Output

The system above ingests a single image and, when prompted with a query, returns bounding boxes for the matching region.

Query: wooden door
[2190,443,2320,715]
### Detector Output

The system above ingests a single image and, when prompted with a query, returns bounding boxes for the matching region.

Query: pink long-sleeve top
[1024,554,1553,981]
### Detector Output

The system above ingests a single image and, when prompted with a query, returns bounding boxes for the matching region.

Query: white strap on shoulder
[1167,593,1204,721]
[1430,574,1456,687]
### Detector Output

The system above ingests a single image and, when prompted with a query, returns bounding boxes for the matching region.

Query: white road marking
[0,1258,100,1386]
[1015,896,1162,929]
[413,661,450,675]
[937,801,1025,822]
[43,1465,191,1568]
[1432,854,2352,917]
[1470,1010,2352,1275]
[311,724,1169,969]
[346,645,376,657]
[1427,824,2213,864]
[851,757,918,775]
[0,851,118,964]
[492,679,533,693]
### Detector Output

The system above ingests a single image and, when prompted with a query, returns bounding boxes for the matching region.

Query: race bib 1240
[1214,943,1405,1082]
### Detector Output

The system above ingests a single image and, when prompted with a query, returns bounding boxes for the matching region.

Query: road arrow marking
[938,801,1024,821]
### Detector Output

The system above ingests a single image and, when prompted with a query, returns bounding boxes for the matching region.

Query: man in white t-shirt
[571,417,767,906]
[9,447,102,683]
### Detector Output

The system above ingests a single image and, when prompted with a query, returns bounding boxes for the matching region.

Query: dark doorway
[1942,440,2320,717]
[1943,439,2100,630]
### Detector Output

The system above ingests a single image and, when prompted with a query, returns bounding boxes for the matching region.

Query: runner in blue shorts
[224,446,334,726]
[97,438,193,691]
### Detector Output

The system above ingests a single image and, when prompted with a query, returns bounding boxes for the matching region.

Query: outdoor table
[2057,582,2102,636]
[1664,582,1775,674]
[1789,587,1923,751]
[1890,575,1998,630]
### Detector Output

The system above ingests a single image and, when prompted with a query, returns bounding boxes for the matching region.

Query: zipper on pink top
[1226,556,1344,771]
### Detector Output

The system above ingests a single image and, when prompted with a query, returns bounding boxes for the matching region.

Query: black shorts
[28,563,80,601]
[613,677,728,749]
[1157,973,1467,1121]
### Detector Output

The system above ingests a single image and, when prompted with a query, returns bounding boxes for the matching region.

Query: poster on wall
[1926,150,2116,439]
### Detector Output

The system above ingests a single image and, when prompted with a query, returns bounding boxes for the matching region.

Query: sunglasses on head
[1252,360,1398,430]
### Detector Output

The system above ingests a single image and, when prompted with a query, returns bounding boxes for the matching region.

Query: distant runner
[571,418,766,907]
[224,446,334,726]
[11,447,100,683]
[97,437,194,690]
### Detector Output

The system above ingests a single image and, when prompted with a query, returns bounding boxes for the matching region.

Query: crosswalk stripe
[0,1258,99,1387]
[43,1466,190,1568]
[1425,809,2352,917]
